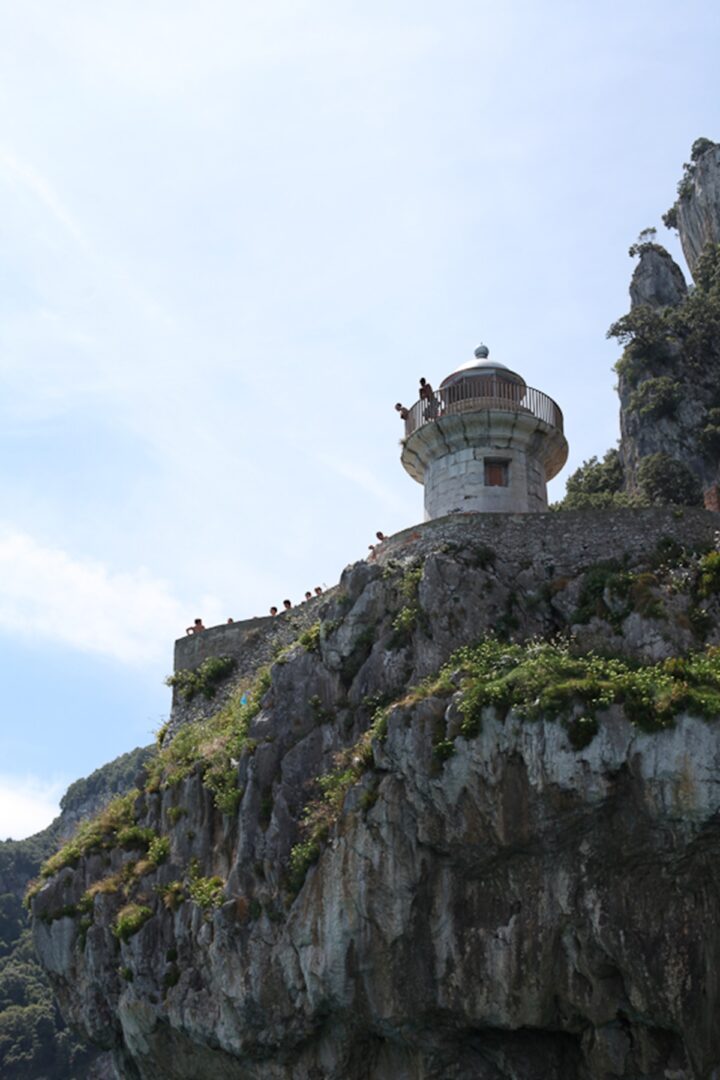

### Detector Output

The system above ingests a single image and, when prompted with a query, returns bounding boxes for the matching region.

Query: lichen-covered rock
[29,511,720,1079]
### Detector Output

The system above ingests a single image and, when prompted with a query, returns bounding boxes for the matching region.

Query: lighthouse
[400,345,568,520]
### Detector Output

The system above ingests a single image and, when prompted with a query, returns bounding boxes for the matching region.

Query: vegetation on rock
[663,137,718,229]
[636,452,704,507]
[165,655,237,701]
[552,448,634,510]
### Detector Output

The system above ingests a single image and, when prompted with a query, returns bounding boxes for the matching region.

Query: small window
[484,459,509,487]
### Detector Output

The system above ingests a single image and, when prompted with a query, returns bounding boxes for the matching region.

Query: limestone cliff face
[672,140,720,278]
[614,142,720,502]
[612,140,720,503]
[614,242,720,499]
[29,510,720,1080]
[617,245,690,495]
[628,244,687,310]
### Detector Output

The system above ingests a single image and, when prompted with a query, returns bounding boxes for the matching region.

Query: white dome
[440,349,526,390]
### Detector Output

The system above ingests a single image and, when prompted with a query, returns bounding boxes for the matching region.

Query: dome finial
[474,343,489,359]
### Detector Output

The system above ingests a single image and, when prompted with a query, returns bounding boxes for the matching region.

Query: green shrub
[116,825,155,850]
[433,738,456,762]
[699,552,720,598]
[700,408,720,455]
[390,604,418,645]
[298,623,321,653]
[187,863,225,909]
[636,454,704,507]
[34,791,140,884]
[573,561,630,628]
[553,449,635,511]
[627,376,680,419]
[165,656,236,702]
[399,565,423,600]
[287,839,322,893]
[147,836,170,865]
[113,904,152,942]
[438,638,720,740]
[155,720,170,746]
[158,881,185,912]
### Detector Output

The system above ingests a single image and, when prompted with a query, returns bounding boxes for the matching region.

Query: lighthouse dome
[439,345,526,391]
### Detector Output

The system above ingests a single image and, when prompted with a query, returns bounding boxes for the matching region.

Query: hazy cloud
[0,773,65,841]
[0,527,218,665]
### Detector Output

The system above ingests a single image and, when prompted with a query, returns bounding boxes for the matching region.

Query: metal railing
[404,376,564,437]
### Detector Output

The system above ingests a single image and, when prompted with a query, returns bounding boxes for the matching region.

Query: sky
[0,0,718,839]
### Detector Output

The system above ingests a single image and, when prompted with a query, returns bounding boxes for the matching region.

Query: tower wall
[402,409,567,521]
[423,445,547,519]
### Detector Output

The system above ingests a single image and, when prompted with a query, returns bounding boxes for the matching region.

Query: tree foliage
[553,449,633,511]
[636,453,704,508]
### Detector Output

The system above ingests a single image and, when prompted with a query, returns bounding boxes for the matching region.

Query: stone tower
[400,346,568,520]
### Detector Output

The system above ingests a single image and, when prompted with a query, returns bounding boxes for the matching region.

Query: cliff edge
[28,509,720,1079]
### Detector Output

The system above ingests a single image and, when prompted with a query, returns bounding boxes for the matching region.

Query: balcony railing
[404,376,564,437]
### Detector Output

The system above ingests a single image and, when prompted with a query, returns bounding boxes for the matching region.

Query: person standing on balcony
[419,377,437,419]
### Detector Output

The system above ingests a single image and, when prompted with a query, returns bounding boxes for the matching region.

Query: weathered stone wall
[374,505,720,577]
[168,592,336,735]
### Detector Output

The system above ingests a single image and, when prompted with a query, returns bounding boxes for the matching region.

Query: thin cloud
[0,773,65,841]
[317,452,415,513]
[0,146,85,244]
[0,527,214,665]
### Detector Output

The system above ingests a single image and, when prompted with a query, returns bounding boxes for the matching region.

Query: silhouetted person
[305,591,312,601]
[270,606,278,616]
[227,617,234,623]
[376,531,387,542]
[283,599,292,610]
[314,586,323,596]
[419,377,437,419]
[186,618,206,635]
[395,402,409,420]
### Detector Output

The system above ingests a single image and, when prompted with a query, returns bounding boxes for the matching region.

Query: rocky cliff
[28,509,720,1079]
[665,138,720,277]
[603,138,720,506]
[0,746,151,1080]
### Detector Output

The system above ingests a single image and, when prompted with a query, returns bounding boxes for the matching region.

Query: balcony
[404,375,564,438]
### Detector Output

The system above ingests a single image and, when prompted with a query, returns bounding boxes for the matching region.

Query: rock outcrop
[614,243,715,500]
[556,140,720,514]
[29,510,720,1079]
[0,745,152,1080]
[670,139,720,278]
[628,243,687,309]
[612,139,720,503]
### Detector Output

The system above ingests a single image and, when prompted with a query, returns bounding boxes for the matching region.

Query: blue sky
[0,0,718,837]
